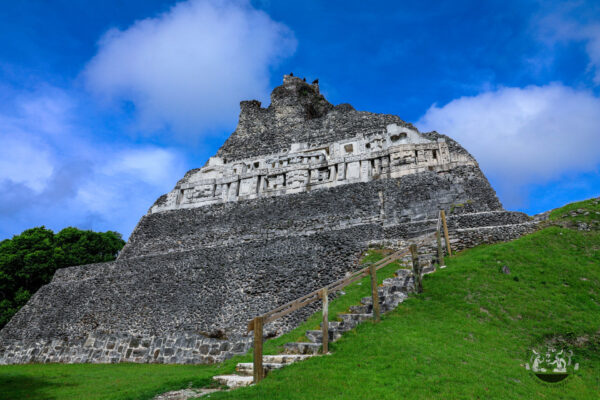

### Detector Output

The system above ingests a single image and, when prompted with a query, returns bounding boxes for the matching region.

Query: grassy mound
[1,198,599,399]
[207,199,600,399]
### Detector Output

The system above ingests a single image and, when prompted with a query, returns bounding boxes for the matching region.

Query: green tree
[0,226,125,328]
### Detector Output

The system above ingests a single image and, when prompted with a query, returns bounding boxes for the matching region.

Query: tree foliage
[0,226,125,328]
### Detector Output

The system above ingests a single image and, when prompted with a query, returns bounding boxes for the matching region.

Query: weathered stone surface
[151,124,464,212]
[0,75,535,365]
[121,169,506,259]
[153,388,221,400]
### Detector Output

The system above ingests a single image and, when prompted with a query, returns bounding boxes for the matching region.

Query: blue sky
[1,0,599,240]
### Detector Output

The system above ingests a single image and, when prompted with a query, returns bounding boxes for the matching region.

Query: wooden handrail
[247,231,436,333]
[246,248,403,332]
[247,212,451,384]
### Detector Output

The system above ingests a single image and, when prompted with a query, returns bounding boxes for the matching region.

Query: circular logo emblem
[525,344,579,383]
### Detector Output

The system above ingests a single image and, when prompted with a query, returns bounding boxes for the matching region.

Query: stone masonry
[0,75,535,364]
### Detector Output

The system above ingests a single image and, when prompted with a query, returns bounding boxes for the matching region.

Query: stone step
[360,296,373,305]
[339,313,373,326]
[349,304,371,314]
[284,342,321,355]
[210,253,434,391]
[334,317,359,331]
[383,285,409,296]
[382,277,405,287]
[392,272,414,291]
[321,320,354,333]
[324,321,342,330]
[262,354,313,364]
[422,265,436,275]
[396,269,412,278]
[359,294,396,306]
[305,329,342,344]
[355,291,407,313]
[380,294,407,312]
[378,285,395,297]
[236,362,285,376]
[388,291,408,304]
[213,374,253,389]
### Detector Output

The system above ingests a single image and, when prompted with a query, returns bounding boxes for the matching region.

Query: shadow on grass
[0,374,63,400]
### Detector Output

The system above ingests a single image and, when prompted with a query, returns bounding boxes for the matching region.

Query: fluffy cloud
[2,0,295,239]
[83,0,296,136]
[0,134,54,193]
[536,6,600,84]
[102,148,180,186]
[0,88,185,240]
[416,83,600,205]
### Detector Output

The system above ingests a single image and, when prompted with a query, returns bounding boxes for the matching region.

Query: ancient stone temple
[0,75,535,365]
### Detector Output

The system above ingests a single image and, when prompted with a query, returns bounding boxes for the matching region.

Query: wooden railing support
[321,287,329,353]
[440,210,452,256]
[410,244,423,294]
[369,263,380,322]
[252,316,264,383]
[243,237,444,385]
[244,238,444,386]
[436,229,445,267]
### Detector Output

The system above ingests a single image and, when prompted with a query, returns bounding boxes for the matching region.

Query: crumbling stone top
[216,75,416,162]
[148,75,482,213]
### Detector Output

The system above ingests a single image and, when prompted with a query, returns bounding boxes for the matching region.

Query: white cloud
[17,88,75,135]
[83,0,296,136]
[581,25,600,84]
[416,83,600,204]
[536,7,600,84]
[76,146,184,214]
[0,91,69,192]
[1,0,295,239]
[0,88,186,240]
[103,148,181,186]
[0,134,54,192]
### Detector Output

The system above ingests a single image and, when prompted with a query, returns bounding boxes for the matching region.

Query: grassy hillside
[204,198,600,399]
[1,198,599,399]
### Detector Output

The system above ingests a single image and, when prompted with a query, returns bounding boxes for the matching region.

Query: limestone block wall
[449,222,539,253]
[0,332,251,365]
[0,211,537,365]
[0,224,384,365]
[121,166,502,260]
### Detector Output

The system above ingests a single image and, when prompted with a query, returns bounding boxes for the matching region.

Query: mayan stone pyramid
[0,75,534,364]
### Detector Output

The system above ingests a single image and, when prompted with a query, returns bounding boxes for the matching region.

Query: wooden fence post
[369,263,380,322]
[321,287,329,353]
[440,210,452,256]
[410,244,423,293]
[436,229,445,267]
[253,316,264,383]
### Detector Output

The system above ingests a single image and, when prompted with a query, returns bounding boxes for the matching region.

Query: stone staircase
[213,266,425,388]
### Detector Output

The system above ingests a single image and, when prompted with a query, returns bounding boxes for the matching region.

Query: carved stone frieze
[152,124,474,213]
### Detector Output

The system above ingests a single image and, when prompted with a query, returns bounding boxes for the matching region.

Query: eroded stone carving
[152,124,473,213]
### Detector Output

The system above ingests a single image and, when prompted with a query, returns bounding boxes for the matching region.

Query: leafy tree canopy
[0,226,125,328]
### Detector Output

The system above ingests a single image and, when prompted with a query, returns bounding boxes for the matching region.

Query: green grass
[0,361,233,400]
[1,199,600,399]
[0,251,404,400]
[202,224,600,399]
[549,197,600,225]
